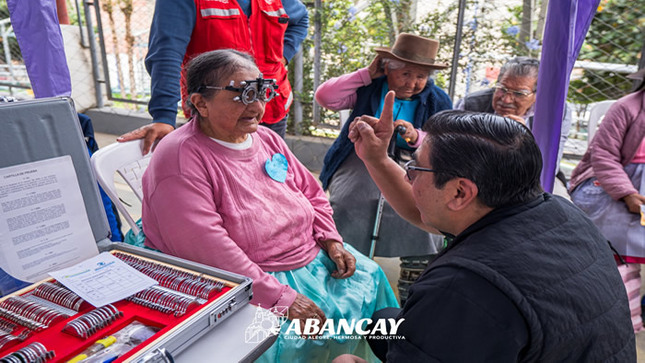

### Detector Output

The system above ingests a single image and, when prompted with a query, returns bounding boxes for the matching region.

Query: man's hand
[348,91,396,165]
[367,55,385,79]
[117,123,174,155]
[393,119,419,144]
[321,240,356,279]
[332,354,367,363]
[623,193,645,214]
[288,293,326,337]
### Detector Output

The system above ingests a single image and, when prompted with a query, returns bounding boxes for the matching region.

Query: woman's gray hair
[382,58,435,76]
[184,49,259,114]
[382,58,407,70]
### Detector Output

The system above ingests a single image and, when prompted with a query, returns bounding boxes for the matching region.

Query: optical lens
[241,87,257,104]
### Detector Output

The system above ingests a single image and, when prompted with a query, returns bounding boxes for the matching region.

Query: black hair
[421,110,544,208]
[184,49,258,114]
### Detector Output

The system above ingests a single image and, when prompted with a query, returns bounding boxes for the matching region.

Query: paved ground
[94,132,645,360]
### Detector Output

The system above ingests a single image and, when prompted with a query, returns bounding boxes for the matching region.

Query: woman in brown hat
[315,33,452,301]
[569,67,645,333]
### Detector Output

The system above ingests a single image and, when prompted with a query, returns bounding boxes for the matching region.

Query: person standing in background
[569,67,645,333]
[117,0,309,153]
[315,34,452,304]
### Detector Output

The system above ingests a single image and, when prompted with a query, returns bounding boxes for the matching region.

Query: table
[176,304,277,362]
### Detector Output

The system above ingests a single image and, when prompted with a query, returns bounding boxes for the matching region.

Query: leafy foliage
[414,1,504,92]
[499,5,529,56]
[289,0,398,135]
[568,0,645,104]
[290,0,509,135]
[0,2,22,62]
[286,0,643,133]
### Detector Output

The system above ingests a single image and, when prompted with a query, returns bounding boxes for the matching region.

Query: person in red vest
[117,0,309,153]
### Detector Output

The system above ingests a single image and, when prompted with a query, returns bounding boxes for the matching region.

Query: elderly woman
[569,67,645,333]
[315,33,451,298]
[141,49,397,361]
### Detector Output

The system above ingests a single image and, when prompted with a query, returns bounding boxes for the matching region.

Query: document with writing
[50,252,157,307]
[0,156,99,282]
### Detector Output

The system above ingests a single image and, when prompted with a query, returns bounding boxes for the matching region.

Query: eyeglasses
[404,160,439,181]
[493,85,534,100]
[199,74,277,105]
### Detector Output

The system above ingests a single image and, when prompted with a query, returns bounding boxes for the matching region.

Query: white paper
[49,252,157,307]
[0,156,99,282]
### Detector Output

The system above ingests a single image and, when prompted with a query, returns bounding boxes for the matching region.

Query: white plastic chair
[339,109,351,129]
[587,100,616,145]
[90,139,151,235]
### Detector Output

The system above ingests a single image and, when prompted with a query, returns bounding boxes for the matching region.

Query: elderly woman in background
[569,67,645,333]
[141,49,397,361]
[315,33,451,301]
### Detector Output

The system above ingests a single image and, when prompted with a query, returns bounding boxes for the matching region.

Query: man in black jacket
[334,92,635,362]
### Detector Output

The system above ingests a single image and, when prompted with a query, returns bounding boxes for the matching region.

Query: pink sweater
[569,90,645,200]
[315,67,426,147]
[142,120,343,308]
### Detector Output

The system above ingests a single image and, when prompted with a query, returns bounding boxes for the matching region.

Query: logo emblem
[244,305,288,343]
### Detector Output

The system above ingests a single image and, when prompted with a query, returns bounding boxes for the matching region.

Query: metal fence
[93,0,154,107]
[0,6,29,98]
[417,0,643,139]
[0,0,643,165]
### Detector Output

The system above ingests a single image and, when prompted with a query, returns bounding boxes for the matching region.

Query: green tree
[290,0,397,135]
[499,5,530,56]
[568,0,645,104]
[289,0,644,136]
[0,3,23,63]
[414,1,503,93]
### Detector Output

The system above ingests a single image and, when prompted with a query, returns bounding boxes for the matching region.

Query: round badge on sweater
[265,153,288,183]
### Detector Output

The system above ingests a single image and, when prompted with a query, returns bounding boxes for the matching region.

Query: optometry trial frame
[200,74,278,105]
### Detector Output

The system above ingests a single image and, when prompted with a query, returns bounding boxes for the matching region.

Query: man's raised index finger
[380,91,396,123]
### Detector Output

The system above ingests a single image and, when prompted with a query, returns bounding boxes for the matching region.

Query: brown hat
[374,33,449,70]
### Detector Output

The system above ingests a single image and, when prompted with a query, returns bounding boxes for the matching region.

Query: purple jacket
[569,89,645,200]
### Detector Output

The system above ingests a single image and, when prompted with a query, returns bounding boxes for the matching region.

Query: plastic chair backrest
[588,100,616,145]
[90,140,151,234]
[339,109,351,129]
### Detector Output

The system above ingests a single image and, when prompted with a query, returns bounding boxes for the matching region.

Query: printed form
[0,156,99,282]
[50,252,156,307]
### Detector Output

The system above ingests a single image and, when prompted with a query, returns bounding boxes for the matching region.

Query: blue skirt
[571,163,645,258]
[127,226,398,361]
[257,244,399,363]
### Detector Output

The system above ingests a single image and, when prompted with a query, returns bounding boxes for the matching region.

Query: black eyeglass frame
[404,160,440,181]
[493,85,534,99]
[199,74,278,105]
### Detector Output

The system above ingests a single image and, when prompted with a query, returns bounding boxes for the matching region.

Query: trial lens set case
[0,98,255,362]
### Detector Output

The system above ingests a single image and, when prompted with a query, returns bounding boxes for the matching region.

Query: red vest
[181,0,292,124]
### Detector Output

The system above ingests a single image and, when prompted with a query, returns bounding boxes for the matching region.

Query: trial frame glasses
[199,74,277,105]
[404,160,440,181]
